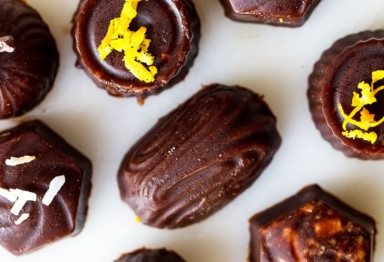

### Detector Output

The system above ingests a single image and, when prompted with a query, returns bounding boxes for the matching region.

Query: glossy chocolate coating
[249,185,376,262]
[115,248,186,262]
[72,0,200,100]
[0,120,92,255]
[219,0,321,27]
[308,30,384,159]
[0,0,59,118]
[118,84,281,228]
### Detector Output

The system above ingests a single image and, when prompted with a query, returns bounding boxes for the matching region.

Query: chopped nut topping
[5,155,36,166]
[0,35,15,53]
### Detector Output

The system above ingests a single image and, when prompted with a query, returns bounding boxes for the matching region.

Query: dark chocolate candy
[0,120,92,255]
[249,185,376,262]
[72,0,200,100]
[115,248,186,262]
[118,84,281,228]
[308,30,384,159]
[0,0,59,118]
[219,0,321,27]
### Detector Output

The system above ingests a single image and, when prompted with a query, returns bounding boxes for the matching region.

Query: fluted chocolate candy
[0,120,92,254]
[115,248,186,262]
[219,0,321,27]
[249,185,376,262]
[0,0,59,118]
[118,84,281,228]
[308,30,384,159]
[72,0,200,100]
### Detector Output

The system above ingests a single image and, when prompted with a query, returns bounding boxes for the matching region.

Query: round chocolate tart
[0,0,59,119]
[115,248,186,262]
[72,0,200,100]
[118,84,281,229]
[308,30,384,159]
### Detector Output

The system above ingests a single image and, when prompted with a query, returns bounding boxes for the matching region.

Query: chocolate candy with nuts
[249,185,375,262]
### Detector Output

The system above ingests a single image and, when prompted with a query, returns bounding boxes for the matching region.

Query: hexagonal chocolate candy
[0,120,92,254]
[219,0,321,27]
[249,185,375,262]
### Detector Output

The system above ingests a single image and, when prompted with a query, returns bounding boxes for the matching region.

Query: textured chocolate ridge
[249,185,376,262]
[0,0,59,118]
[118,84,281,229]
[115,248,186,262]
[219,0,321,27]
[72,0,200,100]
[308,30,384,159]
[0,120,92,254]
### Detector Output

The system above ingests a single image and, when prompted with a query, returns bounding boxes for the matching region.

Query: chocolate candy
[72,0,200,101]
[0,120,92,254]
[219,0,321,27]
[308,30,384,159]
[118,84,281,228]
[115,248,186,262]
[249,185,376,262]
[0,0,59,118]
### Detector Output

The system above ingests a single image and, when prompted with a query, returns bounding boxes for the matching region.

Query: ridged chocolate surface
[0,0,59,118]
[72,0,200,100]
[0,120,92,255]
[308,30,384,159]
[115,248,186,262]
[219,0,321,27]
[118,84,281,228]
[249,185,376,262]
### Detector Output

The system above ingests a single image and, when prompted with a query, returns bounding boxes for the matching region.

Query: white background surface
[1,0,384,261]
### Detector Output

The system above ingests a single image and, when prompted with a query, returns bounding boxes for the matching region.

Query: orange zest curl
[98,0,157,83]
[338,70,384,144]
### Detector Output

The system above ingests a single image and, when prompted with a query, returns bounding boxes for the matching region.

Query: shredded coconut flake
[42,175,66,206]
[0,187,17,202]
[14,213,30,225]
[9,189,37,216]
[5,155,36,166]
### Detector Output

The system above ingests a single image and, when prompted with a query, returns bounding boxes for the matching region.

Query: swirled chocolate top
[0,0,58,118]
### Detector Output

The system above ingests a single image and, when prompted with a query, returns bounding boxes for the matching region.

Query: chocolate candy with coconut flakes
[0,0,59,118]
[0,120,92,255]
[249,185,376,262]
[118,84,281,229]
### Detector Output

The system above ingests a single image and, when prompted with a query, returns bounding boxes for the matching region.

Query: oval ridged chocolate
[0,0,59,118]
[118,84,281,228]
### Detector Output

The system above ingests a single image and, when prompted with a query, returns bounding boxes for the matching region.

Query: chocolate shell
[249,185,376,262]
[308,30,384,159]
[0,0,59,118]
[0,120,92,254]
[219,0,321,27]
[72,0,200,100]
[115,248,186,262]
[118,84,281,229]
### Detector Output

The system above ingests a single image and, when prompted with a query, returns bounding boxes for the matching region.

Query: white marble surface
[1,0,384,261]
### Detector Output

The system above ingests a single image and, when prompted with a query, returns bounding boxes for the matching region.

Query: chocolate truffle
[0,0,59,119]
[219,0,321,27]
[115,248,186,262]
[0,120,92,255]
[72,0,200,101]
[308,30,384,159]
[249,185,376,262]
[118,84,281,228]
